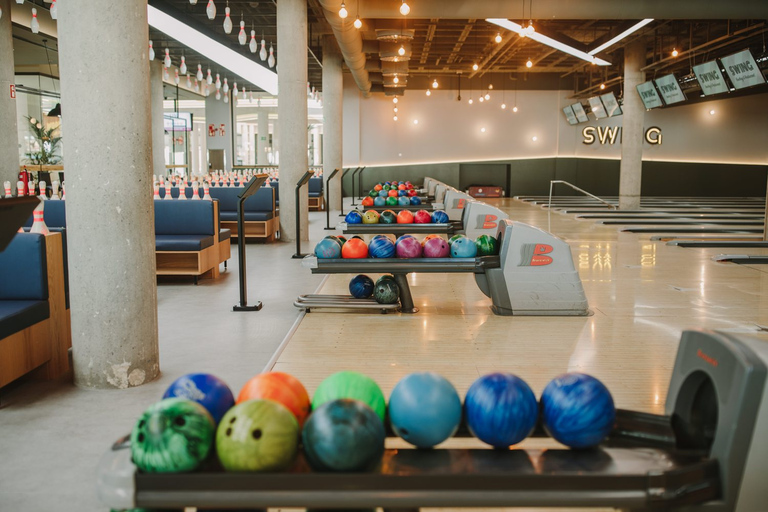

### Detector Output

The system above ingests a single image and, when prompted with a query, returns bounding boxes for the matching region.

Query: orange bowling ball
[398,184,406,191]
[374,184,383,192]
[361,196,374,206]
[342,237,369,258]
[238,371,311,425]
[388,190,399,198]
[397,210,415,224]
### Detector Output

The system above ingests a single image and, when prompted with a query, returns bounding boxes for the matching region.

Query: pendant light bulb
[479,96,484,103]
[495,32,502,43]
[393,115,398,121]
[513,106,518,112]
[488,84,493,90]
[394,107,398,113]
[468,98,473,105]
[527,20,535,34]
[501,103,507,109]
[600,83,605,90]
[206,0,216,20]
[671,48,679,57]
[472,63,479,71]
[399,0,410,15]
[526,58,533,68]
[484,93,490,100]
[353,16,362,29]
[432,78,439,89]
[398,45,406,56]
[393,97,398,104]
[223,7,233,34]
[338,2,348,18]
[393,75,399,84]
[426,89,431,96]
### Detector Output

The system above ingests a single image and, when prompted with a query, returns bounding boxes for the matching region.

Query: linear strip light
[148,5,278,95]
[487,18,611,66]
[588,19,654,56]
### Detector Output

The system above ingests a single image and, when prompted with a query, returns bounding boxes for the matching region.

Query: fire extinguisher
[18,167,30,196]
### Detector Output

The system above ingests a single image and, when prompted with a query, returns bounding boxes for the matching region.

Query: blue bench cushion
[210,187,276,217]
[308,192,322,197]
[24,199,67,229]
[219,211,274,222]
[219,229,231,242]
[155,235,215,251]
[0,233,48,300]
[0,300,50,340]
[154,200,215,236]
[308,177,323,195]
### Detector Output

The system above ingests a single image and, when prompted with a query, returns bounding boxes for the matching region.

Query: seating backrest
[23,200,67,229]
[308,177,323,194]
[154,200,215,236]
[209,187,275,213]
[0,233,48,300]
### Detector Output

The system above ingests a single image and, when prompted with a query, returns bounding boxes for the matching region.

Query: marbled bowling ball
[410,196,422,205]
[398,184,406,191]
[421,234,443,247]
[386,196,399,206]
[475,234,499,256]
[407,189,418,197]
[378,189,388,197]
[379,210,397,224]
[345,210,363,224]
[398,196,411,206]
[324,235,344,250]
[369,190,379,198]
[388,190,399,198]
[413,210,432,224]
[396,235,423,258]
[162,373,235,424]
[450,236,477,258]
[374,184,383,192]
[398,190,408,197]
[373,196,386,207]
[423,237,450,258]
[431,210,450,224]
[373,276,400,304]
[368,236,396,258]
[349,274,375,299]
[448,234,464,246]
[397,210,414,224]
[315,238,342,259]
[361,196,374,207]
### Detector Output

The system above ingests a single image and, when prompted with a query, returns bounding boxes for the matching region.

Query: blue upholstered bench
[209,187,278,241]
[308,177,324,211]
[0,232,70,388]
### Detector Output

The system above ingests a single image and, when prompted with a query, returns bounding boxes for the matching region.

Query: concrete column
[0,0,19,185]
[277,0,308,242]
[619,39,646,210]
[272,118,280,160]
[205,93,233,170]
[150,61,166,180]
[322,35,343,211]
[312,125,322,166]
[58,0,159,389]
[257,109,269,165]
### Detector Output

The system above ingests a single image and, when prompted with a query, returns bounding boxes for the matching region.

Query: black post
[324,168,341,230]
[350,167,362,207]
[233,174,268,312]
[357,166,367,201]
[339,168,352,216]
[292,170,315,259]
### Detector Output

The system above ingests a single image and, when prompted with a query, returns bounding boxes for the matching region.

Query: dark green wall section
[342,159,767,198]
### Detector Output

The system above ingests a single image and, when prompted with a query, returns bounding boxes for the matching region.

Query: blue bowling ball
[315,238,342,259]
[410,196,422,205]
[397,196,411,206]
[378,189,388,197]
[450,236,477,258]
[398,190,407,197]
[465,373,538,448]
[374,196,386,207]
[349,274,375,299]
[540,373,615,449]
[431,210,449,224]
[162,373,235,424]
[368,236,395,258]
[345,210,363,224]
[389,372,462,448]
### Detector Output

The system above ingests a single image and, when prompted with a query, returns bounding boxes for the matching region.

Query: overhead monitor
[571,102,589,123]
[588,96,607,119]
[600,92,622,117]
[720,49,766,90]
[636,81,664,109]
[562,105,578,125]
[693,61,729,95]
[654,74,686,105]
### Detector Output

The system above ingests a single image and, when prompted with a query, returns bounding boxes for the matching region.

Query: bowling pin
[203,181,212,201]
[38,180,47,200]
[238,22,246,45]
[30,8,39,34]
[27,180,35,196]
[153,183,161,200]
[30,202,49,235]
[163,182,172,200]
[249,31,258,53]
[178,182,187,200]
[51,181,60,199]
[61,183,66,200]
[191,180,200,200]
[4,181,11,198]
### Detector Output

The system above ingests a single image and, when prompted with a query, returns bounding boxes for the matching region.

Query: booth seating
[0,232,70,388]
[23,200,70,308]
[154,200,229,283]
[209,187,278,242]
[270,181,279,208]
[308,177,324,211]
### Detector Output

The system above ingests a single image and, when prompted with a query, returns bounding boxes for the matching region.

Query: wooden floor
[273,197,768,512]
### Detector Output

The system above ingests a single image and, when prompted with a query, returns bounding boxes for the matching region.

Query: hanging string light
[338,2,348,18]
[354,16,362,29]
[495,32,502,43]
[432,78,439,89]
[399,0,410,15]
[526,58,533,68]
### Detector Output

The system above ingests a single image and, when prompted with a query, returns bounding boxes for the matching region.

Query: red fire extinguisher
[18,167,30,196]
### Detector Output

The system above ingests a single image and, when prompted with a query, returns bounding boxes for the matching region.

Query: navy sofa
[208,187,278,241]
[308,177,324,211]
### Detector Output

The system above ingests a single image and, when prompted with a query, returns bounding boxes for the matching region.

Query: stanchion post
[324,168,340,230]
[339,167,352,216]
[292,170,315,259]
[233,174,268,312]
[357,166,367,201]
[350,167,362,207]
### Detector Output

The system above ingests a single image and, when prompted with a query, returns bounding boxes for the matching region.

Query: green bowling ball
[383,184,391,191]
[312,371,387,422]
[385,196,398,206]
[216,399,300,472]
[475,234,499,256]
[379,210,397,224]
[374,275,400,305]
[130,398,215,473]
[448,234,463,246]
[369,190,378,198]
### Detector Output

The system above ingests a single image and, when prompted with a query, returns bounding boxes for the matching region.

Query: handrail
[548,180,618,210]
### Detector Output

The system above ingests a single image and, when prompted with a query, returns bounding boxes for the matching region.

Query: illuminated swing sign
[582,126,662,145]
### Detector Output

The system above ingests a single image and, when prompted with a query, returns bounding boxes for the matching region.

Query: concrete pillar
[0,0,19,185]
[312,125,322,166]
[619,39,646,210]
[272,118,280,161]
[205,93,233,171]
[150,61,166,180]
[322,35,343,211]
[58,0,159,389]
[277,0,308,242]
[257,109,269,165]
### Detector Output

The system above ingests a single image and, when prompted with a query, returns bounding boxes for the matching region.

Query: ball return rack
[97,329,768,511]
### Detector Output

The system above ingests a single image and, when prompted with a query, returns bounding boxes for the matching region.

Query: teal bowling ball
[450,236,477,258]
[374,196,386,207]
[315,238,342,259]
[397,196,410,206]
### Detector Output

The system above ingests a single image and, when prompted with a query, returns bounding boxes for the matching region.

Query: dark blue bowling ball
[368,236,395,258]
[431,210,449,224]
[389,372,462,448]
[465,373,538,447]
[315,238,342,259]
[349,274,375,298]
[162,373,234,424]
[302,399,386,471]
[410,196,422,205]
[373,196,386,207]
[398,190,407,197]
[540,373,615,449]
[345,210,363,224]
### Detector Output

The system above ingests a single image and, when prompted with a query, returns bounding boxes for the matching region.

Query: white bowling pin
[38,180,47,200]
[191,180,201,200]
[30,202,49,235]
[153,183,161,200]
[3,181,11,198]
[203,181,212,201]
[51,181,60,199]
[27,180,35,196]
[163,182,172,200]
[178,181,187,200]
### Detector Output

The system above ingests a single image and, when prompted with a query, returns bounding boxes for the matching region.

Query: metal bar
[292,170,315,259]
[339,168,352,216]
[233,175,268,312]
[308,256,501,274]
[350,167,362,207]
[549,181,618,210]
[358,166,367,201]
[324,168,340,230]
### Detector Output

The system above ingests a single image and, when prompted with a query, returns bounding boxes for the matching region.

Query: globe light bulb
[472,63,479,71]
[353,16,362,29]
[393,115,398,121]
[488,84,493,90]
[527,21,535,34]
[393,97,398,104]
[513,106,518,112]
[495,32,502,43]
[485,93,490,100]
[501,103,507,109]
[426,89,431,96]
[393,75,399,84]
[398,45,406,56]
[394,107,398,113]
[432,79,439,89]
[672,48,679,57]
[468,98,473,105]
[399,1,410,15]
[600,83,605,90]
[338,2,348,18]
[479,96,484,103]
[526,59,533,68]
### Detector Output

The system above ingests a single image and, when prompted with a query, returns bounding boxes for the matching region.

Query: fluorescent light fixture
[588,19,654,56]
[487,18,611,66]
[148,5,278,95]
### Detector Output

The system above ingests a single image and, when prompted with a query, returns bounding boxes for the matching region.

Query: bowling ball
[465,373,538,448]
[475,234,499,256]
[397,210,414,224]
[349,274,375,298]
[373,196,386,207]
[385,196,398,206]
[361,196,374,207]
[303,399,386,472]
[421,234,444,247]
[374,184,383,192]
[237,372,311,426]
[341,238,368,259]
[162,373,235,424]
[382,184,391,191]
[413,210,432,224]
[397,196,411,206]
[337,235,347,245]
[410,196,422,205]
[398,190,407,197]
[312,371,387,422]
[388,189,399,198]
[324,235,344,250]
[314,238,342,259]
[369,190,378,198]
[216,399,300,472]
[396,235,423,258]
[378,189,388,198]
[448,234,463,246]
[540,373,616,449]
[379,210,397,224]
[374,276,400,305]
[362,210,380,224]
[431,210,450,224]
[450,236,478,258]
[368,236,395,258]
[407,189,418,197]
[398,184,406,191]
[423,237,450,258]
[388,372,462,448]
[131,398,215,473]
[345,210,363,224]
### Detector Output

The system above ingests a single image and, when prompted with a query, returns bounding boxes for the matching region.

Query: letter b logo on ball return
[519,243,553,266]
[477,214,498,230]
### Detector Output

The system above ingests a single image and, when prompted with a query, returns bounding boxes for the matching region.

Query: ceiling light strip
[588,19,655,56]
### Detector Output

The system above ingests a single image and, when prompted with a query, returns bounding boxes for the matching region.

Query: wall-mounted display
[571,102,589,123]
[720,49,766,90]
[600,92,622,117]
[562,105,578,125]
[588,96,607,119]
[654,74,686,105]
[692,61,729,95]
[636,81,664,109]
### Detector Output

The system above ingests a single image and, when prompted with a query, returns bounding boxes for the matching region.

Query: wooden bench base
[309,196,324,211]
[156,245,219,280]
[221,216,279,242]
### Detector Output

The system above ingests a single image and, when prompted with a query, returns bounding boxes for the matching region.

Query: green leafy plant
[24,116,62,165]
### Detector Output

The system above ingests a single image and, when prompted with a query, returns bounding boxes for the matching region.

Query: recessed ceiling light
[480,127,486,133]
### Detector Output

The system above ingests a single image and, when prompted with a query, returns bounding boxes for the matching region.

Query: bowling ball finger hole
[400,428,409,437]
[225,427,232,436]
[138,420,145,428]
[174,417,186,427]
[137,433,145,443]
[252,429,262,440]
[229,416,237,424]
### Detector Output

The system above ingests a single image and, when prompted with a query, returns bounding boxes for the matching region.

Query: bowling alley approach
[1,1,768,512]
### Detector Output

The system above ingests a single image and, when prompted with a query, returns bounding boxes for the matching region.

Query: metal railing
[548,180,618,210]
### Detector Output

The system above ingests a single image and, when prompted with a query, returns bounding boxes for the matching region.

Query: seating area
[0,232,70,388]
[308,177,324,211]
[209,186,279,241]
